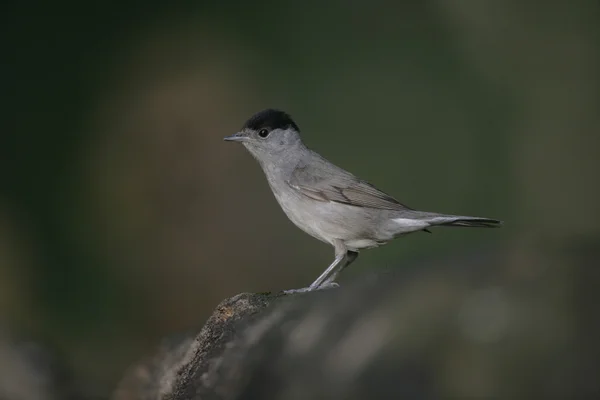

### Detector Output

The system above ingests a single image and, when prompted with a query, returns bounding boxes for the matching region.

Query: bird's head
[224,109,303,161]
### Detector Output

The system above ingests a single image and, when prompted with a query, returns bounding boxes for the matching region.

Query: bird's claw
[282,281,340,295]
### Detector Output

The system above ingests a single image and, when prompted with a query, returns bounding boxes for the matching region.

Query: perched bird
[224,109,502,293]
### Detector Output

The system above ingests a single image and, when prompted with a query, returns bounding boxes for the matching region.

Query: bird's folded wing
[287,160,413,211]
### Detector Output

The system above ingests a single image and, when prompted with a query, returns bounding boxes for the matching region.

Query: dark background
[2,0,599,398]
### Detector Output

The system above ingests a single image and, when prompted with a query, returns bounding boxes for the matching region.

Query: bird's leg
[282,240,347,294]
[320,250,358,287]
[282,255,344,294]
[307,257,344,289]
[308,239,349,290]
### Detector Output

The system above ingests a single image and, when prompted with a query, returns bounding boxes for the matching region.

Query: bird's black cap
[243,109,300,132]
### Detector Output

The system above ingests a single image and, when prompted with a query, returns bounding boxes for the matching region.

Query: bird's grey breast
[262,159,360,245]
[260,159,325,240]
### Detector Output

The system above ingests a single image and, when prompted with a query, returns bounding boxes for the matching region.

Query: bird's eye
[258,129,270,138]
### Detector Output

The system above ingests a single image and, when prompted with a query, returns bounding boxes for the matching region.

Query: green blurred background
[2,0,599,398]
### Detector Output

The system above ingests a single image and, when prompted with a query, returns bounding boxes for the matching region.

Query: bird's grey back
[286,150,414,211]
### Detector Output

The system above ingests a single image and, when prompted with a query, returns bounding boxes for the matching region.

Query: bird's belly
[274,193,392,249]
[344,238,383,250]
[277,200,335,244]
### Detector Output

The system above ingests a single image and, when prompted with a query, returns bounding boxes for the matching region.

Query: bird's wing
[287,157,413,211]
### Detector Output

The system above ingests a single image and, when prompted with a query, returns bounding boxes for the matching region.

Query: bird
[224,109,502,293]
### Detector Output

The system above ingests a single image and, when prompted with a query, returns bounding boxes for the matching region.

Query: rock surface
[113,243,600,400]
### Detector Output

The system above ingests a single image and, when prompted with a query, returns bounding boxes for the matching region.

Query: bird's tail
[426,214,502,228]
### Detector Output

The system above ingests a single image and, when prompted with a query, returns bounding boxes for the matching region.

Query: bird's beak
[223,132,248,142]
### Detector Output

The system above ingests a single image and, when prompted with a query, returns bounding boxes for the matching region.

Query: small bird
[224,109,502,293]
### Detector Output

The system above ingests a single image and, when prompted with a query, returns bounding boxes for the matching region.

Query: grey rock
[113,242,600,400]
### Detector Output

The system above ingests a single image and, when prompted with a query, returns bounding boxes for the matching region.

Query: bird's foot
[282,282,339,295]
[319,282,340,290]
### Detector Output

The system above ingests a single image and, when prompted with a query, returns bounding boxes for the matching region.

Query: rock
[113,292,289,400]
[113,243,600,400]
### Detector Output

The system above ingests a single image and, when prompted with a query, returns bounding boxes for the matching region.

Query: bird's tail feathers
[428,215,502,228]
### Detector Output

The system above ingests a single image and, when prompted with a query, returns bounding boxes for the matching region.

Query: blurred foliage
[2,0,599,397]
